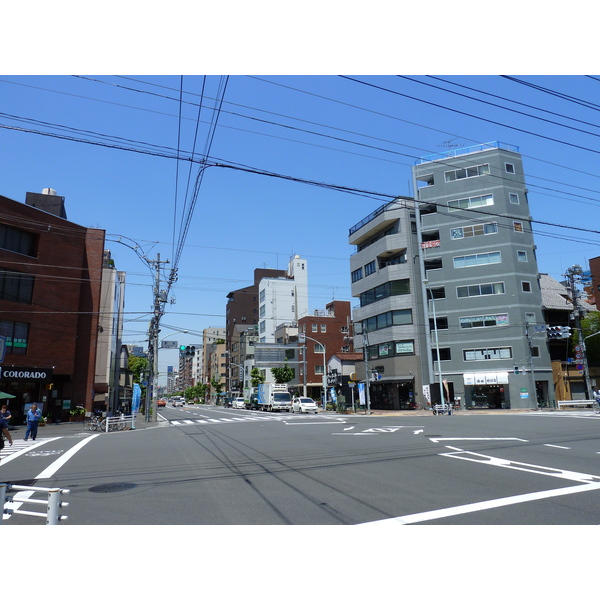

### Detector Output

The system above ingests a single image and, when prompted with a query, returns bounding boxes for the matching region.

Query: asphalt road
[2,405,600,525]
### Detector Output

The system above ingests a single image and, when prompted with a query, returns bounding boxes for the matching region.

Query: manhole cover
[89,482,137,493]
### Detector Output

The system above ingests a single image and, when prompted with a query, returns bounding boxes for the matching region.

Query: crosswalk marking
[0,438,59,466]
[169,413,312,427]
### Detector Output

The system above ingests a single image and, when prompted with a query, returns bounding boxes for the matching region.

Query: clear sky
[2,9,600,382]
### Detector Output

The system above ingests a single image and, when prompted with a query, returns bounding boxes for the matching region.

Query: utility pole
[564,265,593,400]
[146,254,170,422]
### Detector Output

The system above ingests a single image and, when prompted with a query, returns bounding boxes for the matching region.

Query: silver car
[233,397,246,409]
[292,397,318,414]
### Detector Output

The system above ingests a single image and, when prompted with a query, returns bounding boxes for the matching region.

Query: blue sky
[2,73,600,377]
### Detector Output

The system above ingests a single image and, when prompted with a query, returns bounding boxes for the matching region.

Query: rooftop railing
[416,141,519,165]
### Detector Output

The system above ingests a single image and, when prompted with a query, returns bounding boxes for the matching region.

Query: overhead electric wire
[426,75,600,131]
[398,75,600,141]
[340,75,600,157]
[6,75,600,201]
[501,76,600,111]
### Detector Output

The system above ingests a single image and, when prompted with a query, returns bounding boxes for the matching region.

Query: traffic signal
[513,365,520,375]
[547,326,563,339]
[179,345,186,351]
[561,326,572,338]
[183,345,196,356]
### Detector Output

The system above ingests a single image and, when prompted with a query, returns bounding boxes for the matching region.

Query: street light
[300,334,326,409]
[423,280,445,409]
[150,330,187,421]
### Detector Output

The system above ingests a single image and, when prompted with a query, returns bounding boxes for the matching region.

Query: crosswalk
[527,410,600,420]
[0,438,58,466]
[167,412,330,427]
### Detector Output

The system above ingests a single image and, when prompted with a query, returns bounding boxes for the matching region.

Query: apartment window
[315,364,324,375]
[457,281,505,298]
[448,194,493,212]
[444,163,490,182]
[321,324,326,333]
[505,163,515,174]
[379,250,407,269]
[517,251,527,262]
[450,222,498,240]
[522,281,532,292]
[259,289,266,303]
[259,305,265,318]
[312,323,317,332]
[359,279,410,307]
[0,269,34,304]
[454,251,501,269]
[513,221,524,233]
[259,321,266,333]
[364,260,377,276]
[429,316,448,331]
[351,267,363,283]
[314,344,324,353]
[459,313,509,329]
[432,347,451,361]
[363,309,413,333]
[464,347,512,361]
[0,224,37,257]
[509,193,519,204]
[0,320,29,355]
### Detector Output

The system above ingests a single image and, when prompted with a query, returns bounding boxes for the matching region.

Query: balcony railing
[416,141,519,165]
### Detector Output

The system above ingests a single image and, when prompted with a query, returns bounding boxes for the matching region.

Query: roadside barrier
[0,483,70,524]
[104,414,135,432]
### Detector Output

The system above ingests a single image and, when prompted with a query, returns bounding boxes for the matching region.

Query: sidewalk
[8,412,161,439]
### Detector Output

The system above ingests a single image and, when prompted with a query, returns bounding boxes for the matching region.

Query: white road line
[35,434,100,479]
[544,444,571,449]
[429,437,528,443]
[285,422,347,425]
[357,481,600,526]
[441,449,600,483]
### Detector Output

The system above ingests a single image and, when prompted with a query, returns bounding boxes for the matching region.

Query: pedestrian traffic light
[561,326,572,338]
[547,326,563,339]
[513,365,520,375]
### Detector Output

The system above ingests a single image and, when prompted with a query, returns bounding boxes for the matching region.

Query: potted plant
[69,406,86,422]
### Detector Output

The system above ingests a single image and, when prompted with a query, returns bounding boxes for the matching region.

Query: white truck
[257,383,292,412]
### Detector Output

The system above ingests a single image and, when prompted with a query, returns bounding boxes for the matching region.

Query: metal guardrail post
[1,484,69,524]
[0,483,5,524]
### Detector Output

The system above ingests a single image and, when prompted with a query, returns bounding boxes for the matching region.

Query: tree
[250,367,265,388]
[211,376,224,399]
[581,311,600,365]
[128,355,148,384]
[271,360,295,384]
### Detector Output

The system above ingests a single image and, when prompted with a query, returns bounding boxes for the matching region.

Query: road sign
[577,364,584,371]
[575,345,582,352]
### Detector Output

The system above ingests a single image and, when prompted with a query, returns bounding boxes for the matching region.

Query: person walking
[0,405,11,425]
[24,403,41,441]
[0,417,13,459]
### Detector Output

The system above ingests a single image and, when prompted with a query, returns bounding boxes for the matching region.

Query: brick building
[297,300,353,401]
[0,191,105,423]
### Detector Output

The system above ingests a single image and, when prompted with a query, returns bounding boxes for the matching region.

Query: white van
[292,397,318,414]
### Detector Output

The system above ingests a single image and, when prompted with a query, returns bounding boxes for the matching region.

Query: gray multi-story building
[349,141,554,410]
[349,196,425,410]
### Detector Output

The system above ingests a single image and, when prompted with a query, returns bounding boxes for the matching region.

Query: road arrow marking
[414,429,423,435]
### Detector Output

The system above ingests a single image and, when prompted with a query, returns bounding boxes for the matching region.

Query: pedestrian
[593,387,600,406]
[24,403,41,441]
[0,417,13,458]
[0,405,11,425]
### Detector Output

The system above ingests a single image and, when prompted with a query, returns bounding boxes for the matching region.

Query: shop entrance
[467,384,509,409]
